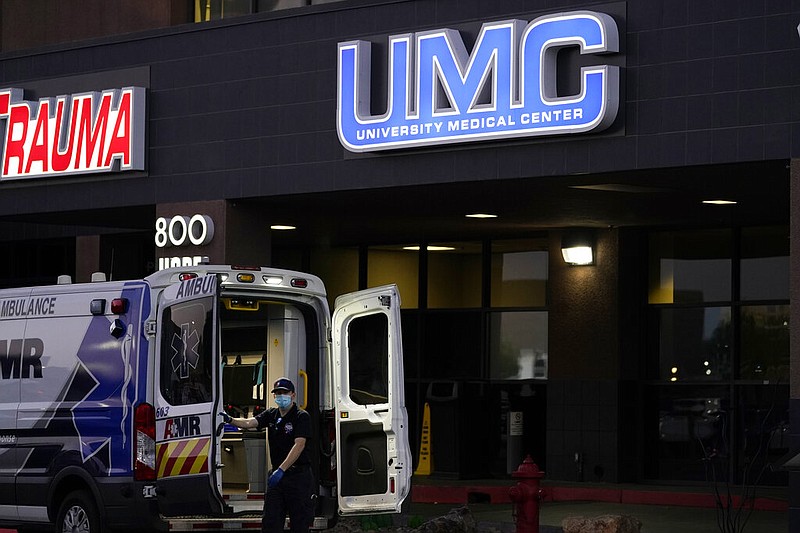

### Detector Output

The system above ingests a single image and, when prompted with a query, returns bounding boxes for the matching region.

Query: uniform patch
[284,422,293,435]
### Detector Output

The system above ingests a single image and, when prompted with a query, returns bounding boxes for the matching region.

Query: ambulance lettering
[163,415,202,440]
[0,337,44,379]
[175,275,216,299]
[0,296,57,317]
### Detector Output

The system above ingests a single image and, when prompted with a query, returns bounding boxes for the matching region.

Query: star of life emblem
[171,323,200,379]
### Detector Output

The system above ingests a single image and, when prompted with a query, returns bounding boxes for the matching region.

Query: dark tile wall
[546,379,620,482]
[0,0,797,211]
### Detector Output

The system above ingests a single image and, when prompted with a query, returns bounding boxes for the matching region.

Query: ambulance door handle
[216,422,226,437]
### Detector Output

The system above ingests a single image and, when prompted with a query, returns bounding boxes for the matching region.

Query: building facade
[0,0,797,525]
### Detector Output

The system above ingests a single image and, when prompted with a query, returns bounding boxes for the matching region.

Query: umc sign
[337,11,619,152]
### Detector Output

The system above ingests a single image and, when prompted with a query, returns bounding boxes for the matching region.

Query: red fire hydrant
[509,455,545,533]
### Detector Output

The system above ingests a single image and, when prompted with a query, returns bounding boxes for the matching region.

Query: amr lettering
[0,338,44,379]
[164,416,201,439]
[337,10,620,151]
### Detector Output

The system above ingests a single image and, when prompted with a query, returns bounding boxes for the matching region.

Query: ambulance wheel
[56,489,103,533]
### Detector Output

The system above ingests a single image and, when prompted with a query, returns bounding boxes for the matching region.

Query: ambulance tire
[56,489,104,533]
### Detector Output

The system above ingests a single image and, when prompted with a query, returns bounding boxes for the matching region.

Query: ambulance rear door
[153,275,225,517]
[332,284,411,515]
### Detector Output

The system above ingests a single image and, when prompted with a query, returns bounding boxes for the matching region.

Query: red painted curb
[411,484,788,512]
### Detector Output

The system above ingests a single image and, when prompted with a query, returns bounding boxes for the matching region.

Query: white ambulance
[0,265,411,532]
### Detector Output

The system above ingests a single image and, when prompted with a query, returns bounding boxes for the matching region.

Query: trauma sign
[0,86,145,180]
[337,11,619,152]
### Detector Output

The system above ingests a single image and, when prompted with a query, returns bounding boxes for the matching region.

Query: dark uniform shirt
[255,404,311,469]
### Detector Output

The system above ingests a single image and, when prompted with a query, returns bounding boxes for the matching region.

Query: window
[420,311,482,379]
[740,305,789,381]
[348,313,389,405]
[491,240,548,307]
[160,298,214,406]
[489,311,548,380]
[368,246,419,309]
[657,307,731,381]
[740,226,788,301]
[648,229,731,304]
[194,0,253,21]
[428,242,481,308]
[311,247,359,307]
[646,226,789,484]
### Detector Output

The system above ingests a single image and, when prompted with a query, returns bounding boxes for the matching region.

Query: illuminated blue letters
[337,11,619,152]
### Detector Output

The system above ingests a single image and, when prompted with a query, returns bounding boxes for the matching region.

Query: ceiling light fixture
[402,245,456,251]
[270,225,296,230]
[465,213,498,218]
[702,200,737,205]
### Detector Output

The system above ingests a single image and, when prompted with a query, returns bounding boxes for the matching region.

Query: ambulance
[0,265,411,532]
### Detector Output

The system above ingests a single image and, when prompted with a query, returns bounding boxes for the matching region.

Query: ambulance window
[160,298,214,406]
[348,312,388,405]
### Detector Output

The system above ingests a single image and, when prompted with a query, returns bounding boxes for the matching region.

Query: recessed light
[402,245,456,251]
[466,213,497,218]
[270,225,296,230]
[702,200,737,205]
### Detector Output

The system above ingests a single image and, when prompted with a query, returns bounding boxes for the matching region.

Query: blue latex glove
[268,468,284,488]
[219,412,232,423]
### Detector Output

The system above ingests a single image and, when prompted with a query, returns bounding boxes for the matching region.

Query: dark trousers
[262,467,314,533]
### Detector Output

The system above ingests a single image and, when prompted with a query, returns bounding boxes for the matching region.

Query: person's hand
[219,412,232,423]
[268,468,284,488]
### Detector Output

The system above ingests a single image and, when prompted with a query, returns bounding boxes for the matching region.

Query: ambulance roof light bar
[57,275,72,284]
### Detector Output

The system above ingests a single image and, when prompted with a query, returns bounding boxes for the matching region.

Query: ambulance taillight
[134,403,157,481]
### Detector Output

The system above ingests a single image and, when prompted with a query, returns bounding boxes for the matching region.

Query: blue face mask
[275,394,292,409]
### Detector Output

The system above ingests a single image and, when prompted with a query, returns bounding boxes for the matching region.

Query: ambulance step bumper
[166,516,330,530]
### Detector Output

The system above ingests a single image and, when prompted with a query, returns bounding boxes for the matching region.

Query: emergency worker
[220,377,313,533]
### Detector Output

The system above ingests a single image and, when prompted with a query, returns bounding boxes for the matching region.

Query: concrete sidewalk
[409,501,787,533]
[409,475,788,533]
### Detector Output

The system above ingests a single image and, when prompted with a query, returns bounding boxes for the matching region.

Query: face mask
[275,395,292,409]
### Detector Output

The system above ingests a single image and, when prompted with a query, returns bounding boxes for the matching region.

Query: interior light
[561,229,595,265]
[671,367,678,374]
[702,200,737,205]
[465,213,497,218]
[264,276,283,285]
[670,377,678,382]
[270,225,296,230]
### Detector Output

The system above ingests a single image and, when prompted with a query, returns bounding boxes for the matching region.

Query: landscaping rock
[561,514,642,533]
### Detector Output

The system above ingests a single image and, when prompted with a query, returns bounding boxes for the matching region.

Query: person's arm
[278,437,307,471]
[220,412,259,429]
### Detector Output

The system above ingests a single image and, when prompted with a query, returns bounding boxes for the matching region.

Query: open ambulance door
[153,274,225,517]
[332,285,411,515]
